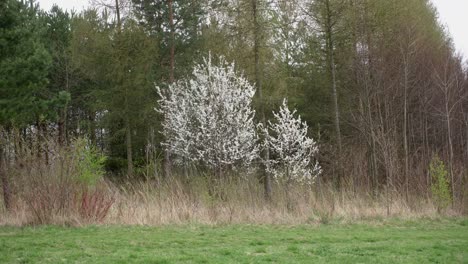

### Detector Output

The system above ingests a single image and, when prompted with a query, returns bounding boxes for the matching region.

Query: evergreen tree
[0,0,53,128]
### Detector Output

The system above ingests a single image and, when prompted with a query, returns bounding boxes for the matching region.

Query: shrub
[16,137,114,224]
[73,138,106,185]
[262,99,321,185]
[429,154,452,212]
[76,185,115,222]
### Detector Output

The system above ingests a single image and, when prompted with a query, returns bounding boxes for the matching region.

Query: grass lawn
[0,219,466,263]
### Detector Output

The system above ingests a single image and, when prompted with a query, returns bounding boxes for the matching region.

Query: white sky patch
[37,0,90,12]
[431,0,468,59]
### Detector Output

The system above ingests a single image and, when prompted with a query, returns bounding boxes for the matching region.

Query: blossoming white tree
[263,99,321,185]
[157,55,259,174]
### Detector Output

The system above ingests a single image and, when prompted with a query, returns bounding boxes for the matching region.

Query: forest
[0,0,467,226]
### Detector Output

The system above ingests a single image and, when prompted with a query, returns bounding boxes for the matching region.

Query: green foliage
[429,155,452,211]
[73,138,106,185]
[68,11,159,175]
[0,0,74,129]
[39,5,73,121]
[132,0,205,79]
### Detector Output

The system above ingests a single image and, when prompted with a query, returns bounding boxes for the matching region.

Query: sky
[37,0,89,12]
[37,0,468,59]
[431,0,468,59]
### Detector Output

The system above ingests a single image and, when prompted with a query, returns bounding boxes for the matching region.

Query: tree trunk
[115,0,121,29]
[42,122,49,165]
[445,97,455,206]
[126,117,134,178]
[252,0,272,201]
[88,112,96,145]
[285,166,292,211]
[123,65,133,177]
[403,57,409,202]
[36,120,49,165]
[58,63,69,146]
[58,108,66,146]
[385,172,390,216]
[163,0,175,179]
[169,0,175,84]
[114,0,133,178]
[325,0,342,189]
[0,144,11,212]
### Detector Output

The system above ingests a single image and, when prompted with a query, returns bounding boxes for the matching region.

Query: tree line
[1,0,467,206]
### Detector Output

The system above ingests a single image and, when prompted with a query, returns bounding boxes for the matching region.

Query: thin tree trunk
[88,112,96,145]
[35,119,41,159]
[114,0,133,178]
[424,111,430,193]
[403,57,410,202]
[115,0,121,29]
[251,0,271,201]
[386,172,390,216]
[58,105,68,146]
[445,97,455,206]
[286,166,292,211]
[124,72,133,177]
[0,143,11,212]
[169,0,175,83]
[58,63,69,146]
[362,9,377,194]
[163,0,175,179]
[367,96,378,195]
[58,113,65,146]
[42,122,49,165]
[36,120,49,165]
[325,0,342,189]
[126,116,134,178]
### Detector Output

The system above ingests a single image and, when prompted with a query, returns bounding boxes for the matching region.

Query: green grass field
[0,219,467,263]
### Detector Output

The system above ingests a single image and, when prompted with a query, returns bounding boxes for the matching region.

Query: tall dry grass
[0,133,464,226]
[1,172,460,226]
[104,177,457,226]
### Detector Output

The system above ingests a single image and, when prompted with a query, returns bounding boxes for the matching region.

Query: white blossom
[157,55,259,170]
[263,99,321,184]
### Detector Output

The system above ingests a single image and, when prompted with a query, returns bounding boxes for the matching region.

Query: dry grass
[104,178,453,226]
[2,174,460,227]
[0,133,463,227]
